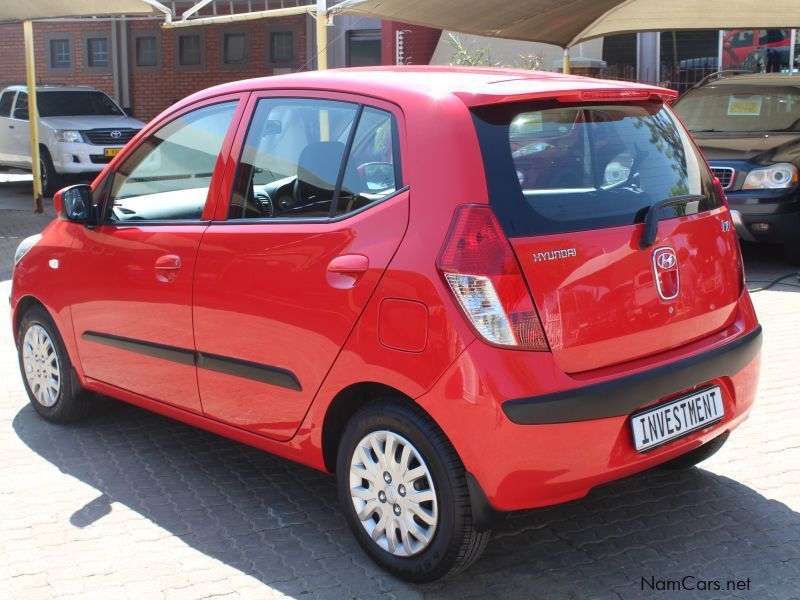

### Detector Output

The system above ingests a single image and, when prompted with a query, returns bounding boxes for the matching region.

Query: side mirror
[124,107,134,117]
[359,162,396,193]
[263,119,282,135]
[54,185,94,224]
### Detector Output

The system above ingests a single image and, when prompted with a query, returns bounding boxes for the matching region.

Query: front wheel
[39,148,62,197]
[336,399,490,582]
[784,238,800,266]
[17,306,92,423]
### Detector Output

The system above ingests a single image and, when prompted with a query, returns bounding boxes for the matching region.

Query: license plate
[631,386,724,452]
[104,147,122,157]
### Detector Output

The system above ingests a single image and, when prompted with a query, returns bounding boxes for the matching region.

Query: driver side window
[229,98,401,220]
[108,101,236,222]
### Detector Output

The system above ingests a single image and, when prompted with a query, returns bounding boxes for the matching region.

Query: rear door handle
[327,254,369,274]
[155,254,181,282]
[326,254,369,289]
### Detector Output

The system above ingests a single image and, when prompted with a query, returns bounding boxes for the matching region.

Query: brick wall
[0,21,116,98]
[129,16,307,121]
[381,22,442,66]
[0,15,307,123]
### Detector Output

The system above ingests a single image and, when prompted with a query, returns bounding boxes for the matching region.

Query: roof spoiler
[457,86,677,108]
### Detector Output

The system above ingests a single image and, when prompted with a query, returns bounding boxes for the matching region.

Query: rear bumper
[502,325,761,424]
[417,306,762,513]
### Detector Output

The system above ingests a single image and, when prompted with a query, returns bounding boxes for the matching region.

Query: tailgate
[510,209,741,373]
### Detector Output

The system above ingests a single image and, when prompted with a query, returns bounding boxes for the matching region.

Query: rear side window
[229,98,401,220]
[0,91,14,117]
[13,93,28,120]
[472,102,722,237]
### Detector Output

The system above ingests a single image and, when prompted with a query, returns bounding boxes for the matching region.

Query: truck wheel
[337,399,490,582]
[784,239,800,266]
[17,305,93,423]
[39,148,62,197]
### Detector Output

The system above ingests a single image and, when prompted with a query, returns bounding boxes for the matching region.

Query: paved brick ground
[2,181,799,599]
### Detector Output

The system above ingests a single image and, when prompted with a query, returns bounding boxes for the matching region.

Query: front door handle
[326,254,369,289]
[155,254,181,282]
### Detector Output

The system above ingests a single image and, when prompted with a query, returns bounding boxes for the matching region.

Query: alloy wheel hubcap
[349,430,438,557]
[22,324,61,407]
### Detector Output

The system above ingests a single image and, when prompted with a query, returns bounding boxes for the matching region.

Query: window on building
[87,37,109,68]
[0,91,15,117]
[134,34,159,68]
[270,31,294,63]
[223,32,247,64]
[347,30,381,67]
[49,39,71,69]
[179,34,202,66]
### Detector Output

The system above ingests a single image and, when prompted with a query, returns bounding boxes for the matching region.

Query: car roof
[708,73,800,87]
[182,66,673,109]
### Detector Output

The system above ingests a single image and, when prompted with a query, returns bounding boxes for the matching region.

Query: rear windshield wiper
[640,194,705,249]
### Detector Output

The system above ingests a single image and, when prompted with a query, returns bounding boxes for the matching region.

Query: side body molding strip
[82,331,302,392]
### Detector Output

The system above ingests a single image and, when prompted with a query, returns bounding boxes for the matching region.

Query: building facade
[0,1,387,122]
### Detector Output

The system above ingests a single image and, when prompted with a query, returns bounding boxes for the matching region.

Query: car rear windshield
[471,101,722,237]
[37,91,123,117]
[675,85,800,133]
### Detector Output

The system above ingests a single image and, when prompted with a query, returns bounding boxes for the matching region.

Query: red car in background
[11,67,762,581]
[722,29,792,71]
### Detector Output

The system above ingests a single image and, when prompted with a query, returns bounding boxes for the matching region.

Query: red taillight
[437,205,548,351]
[713,176,729,207]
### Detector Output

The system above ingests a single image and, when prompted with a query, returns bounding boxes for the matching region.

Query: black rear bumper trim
[501,325,762,425]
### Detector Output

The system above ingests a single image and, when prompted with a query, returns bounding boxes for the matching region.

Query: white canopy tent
[331,0,800,48]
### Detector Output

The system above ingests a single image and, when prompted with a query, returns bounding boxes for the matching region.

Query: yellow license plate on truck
[104,148,122,157]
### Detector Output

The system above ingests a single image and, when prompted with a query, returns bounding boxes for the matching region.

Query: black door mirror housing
[54,184,95,224]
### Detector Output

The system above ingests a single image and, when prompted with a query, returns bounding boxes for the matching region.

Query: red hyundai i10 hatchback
[11,67,762,582]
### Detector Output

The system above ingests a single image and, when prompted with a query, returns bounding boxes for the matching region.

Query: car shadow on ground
[12,399,800,598]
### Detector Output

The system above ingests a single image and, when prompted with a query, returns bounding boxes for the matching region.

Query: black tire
[17,305,92,423]
[659,432,729,470]
[336,399,490,582]
[784,239,800,266]
[39,148,62,197]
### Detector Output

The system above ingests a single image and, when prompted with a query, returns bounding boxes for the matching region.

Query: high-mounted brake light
[437,205,548,351]
[580,90,652,101]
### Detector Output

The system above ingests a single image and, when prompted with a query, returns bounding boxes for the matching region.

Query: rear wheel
[659,432,729,470]
[336,399,490,582]
[17,306,92,423]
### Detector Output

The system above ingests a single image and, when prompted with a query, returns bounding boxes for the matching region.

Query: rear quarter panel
[298,93,488,447]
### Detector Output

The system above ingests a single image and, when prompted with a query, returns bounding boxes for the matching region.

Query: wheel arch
[12,295,48,345]
[321,382,434,473]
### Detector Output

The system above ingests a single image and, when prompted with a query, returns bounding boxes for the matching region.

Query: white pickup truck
[0,85,145,195]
